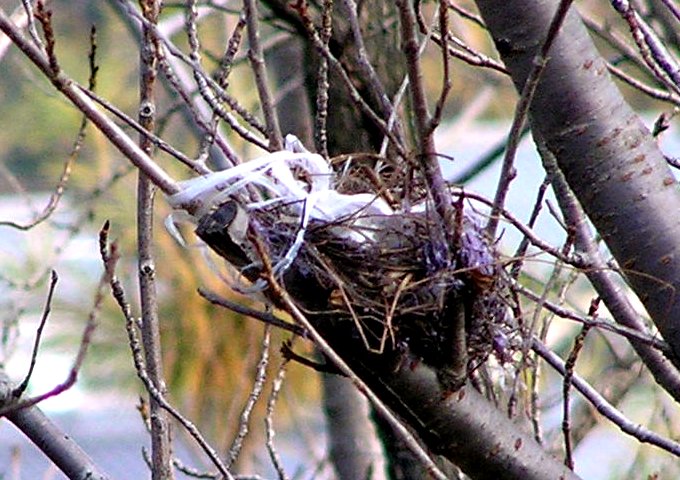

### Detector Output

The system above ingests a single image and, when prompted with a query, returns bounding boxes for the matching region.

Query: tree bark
[474,0,680,365]
[328,346,581,480]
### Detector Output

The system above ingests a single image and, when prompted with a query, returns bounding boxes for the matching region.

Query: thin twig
[226,325,272,468]
[314,0,333,158]
[0,8,180,195]
[0,233,106,417]
[562,322,592,470]
[118,0,269,156]
[198,288,306,336]
[339,0,395,119]
[539,142,680,400]
[514,282,670,353]
[452,190,588,268]
[156,48,268,154]
[610,0,680,94]
[244,0,283,150]
[415,1,507,75]
[487,0,575,238]
[13,270,58,397]
[533,338,680,457]
[290,1,406,157]
[447,0,485,28]
[265,360,290,480]
[380,7,438,157]
[201,12,247,165]
[100,222,234,479]
[81,84,210,173]
[427,0,452,135]
[608,62,680,106]
[0,114,80,229]
[20,0,44,50]
[396,0,458,257]
[509,174,552,279]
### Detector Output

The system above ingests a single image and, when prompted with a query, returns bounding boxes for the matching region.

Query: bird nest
[167,136,520,387]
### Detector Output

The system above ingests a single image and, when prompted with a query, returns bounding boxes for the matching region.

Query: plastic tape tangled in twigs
[166,135,394,280]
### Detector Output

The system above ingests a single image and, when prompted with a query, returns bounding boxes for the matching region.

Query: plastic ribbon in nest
[166,135,396,282]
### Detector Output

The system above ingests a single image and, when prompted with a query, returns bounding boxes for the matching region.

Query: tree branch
[0,7,180,196]
[1,371,110,480]
[475,0,680,367]
[137,1,174,478]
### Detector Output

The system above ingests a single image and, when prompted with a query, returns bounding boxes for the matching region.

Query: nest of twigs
[171,140,522,389]
[196,185,519,388]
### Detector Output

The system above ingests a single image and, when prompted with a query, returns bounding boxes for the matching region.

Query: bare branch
[14,270,58,397]
[226,325,271,468]
[1,370,110,480]
[486,0,575,238]
[137,2,174,477]
[610,0,680,95]
[0,8,180,195]
[244,0,283,150]
[198,288,306,336]
[534,338,680,458]
[396,0,458,262]
[428,1,453,135]
[264,358,290,480]
[562,323,591,470]
[314,0,333,158]
[539,143,680,401]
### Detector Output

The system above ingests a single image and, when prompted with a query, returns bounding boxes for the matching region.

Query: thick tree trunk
[475,0,680,366]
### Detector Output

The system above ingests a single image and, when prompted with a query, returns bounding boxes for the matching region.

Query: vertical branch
[265,359,290,480]
[137,1,174,478]
[395,0,457,247]
[225,325,271,468]
[204,12,247,166]
[244,0,283,150]
[339,0,395,118]
[20,0,45,51]
[314,0,333,157]
[427,0,452,134]
[396,0,468,392]
[562,320,591,470]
